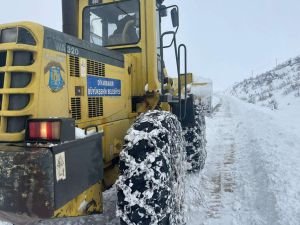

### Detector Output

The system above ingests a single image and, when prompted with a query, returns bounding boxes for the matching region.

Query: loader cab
[82,0,140,47]
[79,0,183,98]
[63,0,185,108]
[74,0,157,99]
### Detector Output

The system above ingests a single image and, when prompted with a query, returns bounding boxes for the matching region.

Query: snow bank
[0,222,11,225]
[75,127,98,139]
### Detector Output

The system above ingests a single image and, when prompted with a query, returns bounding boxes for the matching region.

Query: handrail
[158,4,189,122]
[160,31,188,122]
[178,44,187,120]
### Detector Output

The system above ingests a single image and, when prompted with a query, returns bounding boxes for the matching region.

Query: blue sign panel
[87,75,121,97]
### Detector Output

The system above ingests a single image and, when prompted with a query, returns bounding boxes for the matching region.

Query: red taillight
[25,118,75,143]
[28,121,61,141]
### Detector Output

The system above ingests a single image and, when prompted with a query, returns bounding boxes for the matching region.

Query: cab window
[83,0,140,47]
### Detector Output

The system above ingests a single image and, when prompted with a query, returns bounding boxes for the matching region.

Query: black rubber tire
[183,104,207,172]
[116,110,185,225]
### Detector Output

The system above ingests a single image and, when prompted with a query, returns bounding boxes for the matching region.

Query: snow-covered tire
[195,105,206,143]
[116,110,185,225]
[183,105,207,172]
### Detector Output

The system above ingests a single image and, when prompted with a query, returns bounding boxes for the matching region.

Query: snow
[230,55,300,110]
[75,127,88,139]
[75,127,98,139]
[0,222,10,225]
[193,76,213,84]
[116,110,186,225]
[191,83,212,98]
[185,95,300,225]
[1,95,300,225]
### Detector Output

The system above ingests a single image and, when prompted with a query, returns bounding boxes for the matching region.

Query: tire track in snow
[206,102,237,220]
[185,97,238,225]
[231,95,299,225]
[185,95,286,225]
[222,96,282,225]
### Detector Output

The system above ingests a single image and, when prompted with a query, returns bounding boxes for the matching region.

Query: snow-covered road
[1,95,300,225]
[186,95,300,225]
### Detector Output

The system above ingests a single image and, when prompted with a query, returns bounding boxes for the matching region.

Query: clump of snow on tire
[183,104,207,172]
[116,110,186,225]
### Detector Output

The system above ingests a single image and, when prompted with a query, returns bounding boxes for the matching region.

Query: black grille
[7,116,29,133]
[71,97,81,120]
[0,51,7,67]
[11,72,32,88]
[69,55,80,77]
[0,28,36,137]
[13,51,34,66]
[87,59,105,77]
[0,73,2,110]
[88,97,103,118]
[0,72,4,88]
[8,94,30,110]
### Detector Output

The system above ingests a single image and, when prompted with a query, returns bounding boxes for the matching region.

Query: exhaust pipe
[62,0,79,37]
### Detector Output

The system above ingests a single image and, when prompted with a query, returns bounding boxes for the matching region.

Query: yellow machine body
[0,20,134,217]
[0,0,185,219]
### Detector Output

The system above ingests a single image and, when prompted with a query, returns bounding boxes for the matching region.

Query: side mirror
[159,5,168,17]
[161,32,175,48]
[171,8,179,27]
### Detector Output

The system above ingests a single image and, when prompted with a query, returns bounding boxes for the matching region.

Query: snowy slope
[230,56,300,110]
[185,95,300,225]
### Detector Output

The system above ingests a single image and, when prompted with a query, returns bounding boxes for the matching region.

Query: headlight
[0,28,18,43]
[0,27,36,45]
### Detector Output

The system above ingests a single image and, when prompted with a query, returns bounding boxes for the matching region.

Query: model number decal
[67,45,79,56]
[89,0,100,4]
[87,75,121,97]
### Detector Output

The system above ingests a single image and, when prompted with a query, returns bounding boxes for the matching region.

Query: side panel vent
[11,72,32,88]
[88,97,103,118]
[69,55,80,77]
[0,51,7,67]
[71,97,81,120]
[13,51,34,66]
[87,59,105,77]
[7,116,29,133]
[0,72,4,88]
[8,94,30,110]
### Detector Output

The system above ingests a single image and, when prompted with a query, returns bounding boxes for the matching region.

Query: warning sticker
[55,152,66,182]
[80,58,87,77]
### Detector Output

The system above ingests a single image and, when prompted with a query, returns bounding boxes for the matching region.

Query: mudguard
[171,94,196,128]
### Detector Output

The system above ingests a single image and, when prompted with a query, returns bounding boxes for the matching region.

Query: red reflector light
[28,121,61,141]
[25,118,75,143]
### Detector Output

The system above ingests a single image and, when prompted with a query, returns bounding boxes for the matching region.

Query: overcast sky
[1,0,300,90]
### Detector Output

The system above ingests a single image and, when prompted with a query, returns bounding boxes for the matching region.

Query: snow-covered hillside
[230,56,300,110]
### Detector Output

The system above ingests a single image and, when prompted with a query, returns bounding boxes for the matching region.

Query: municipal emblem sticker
[46,65,65,92]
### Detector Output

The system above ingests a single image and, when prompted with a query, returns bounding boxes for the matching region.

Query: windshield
[83,0,140,47]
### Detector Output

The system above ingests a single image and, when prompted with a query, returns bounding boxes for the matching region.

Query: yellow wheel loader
[0,0,206,224]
